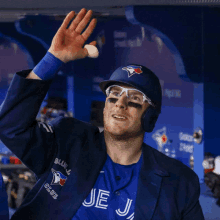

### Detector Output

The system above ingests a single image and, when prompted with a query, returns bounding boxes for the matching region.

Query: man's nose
[115,93,128,109]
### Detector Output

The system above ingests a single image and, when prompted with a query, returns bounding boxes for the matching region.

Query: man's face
[103,83,150,138]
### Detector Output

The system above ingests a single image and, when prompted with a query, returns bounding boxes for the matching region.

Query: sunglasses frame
[105,85,155,107]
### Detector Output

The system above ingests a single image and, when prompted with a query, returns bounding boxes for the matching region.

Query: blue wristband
[33,52,64,80]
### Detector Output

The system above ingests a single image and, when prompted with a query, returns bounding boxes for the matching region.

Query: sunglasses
[105,85,155,107]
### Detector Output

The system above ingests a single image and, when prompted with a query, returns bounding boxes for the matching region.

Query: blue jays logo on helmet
[122,65,143,78]
[51,168,67,186]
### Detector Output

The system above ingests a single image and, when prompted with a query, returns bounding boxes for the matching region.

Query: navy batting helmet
[99,64,162,133]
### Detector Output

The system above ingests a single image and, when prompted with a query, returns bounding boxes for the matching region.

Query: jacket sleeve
[181,173,205,220]
[0,69,57,176]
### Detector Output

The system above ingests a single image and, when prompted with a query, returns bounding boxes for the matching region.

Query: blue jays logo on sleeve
[122,65,143,77]
[51,168,67,186]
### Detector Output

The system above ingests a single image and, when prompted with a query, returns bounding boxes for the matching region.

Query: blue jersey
[0,70,204,220]
[73,154,143,219]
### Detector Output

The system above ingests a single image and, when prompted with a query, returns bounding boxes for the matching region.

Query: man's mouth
[112,114,127,120]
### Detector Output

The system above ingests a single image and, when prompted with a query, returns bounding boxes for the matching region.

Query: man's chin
[103,120,143,139]
[105,130,130,140]
[104,128,143,140]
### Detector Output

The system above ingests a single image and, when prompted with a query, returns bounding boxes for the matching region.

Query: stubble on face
[103,100,147,141]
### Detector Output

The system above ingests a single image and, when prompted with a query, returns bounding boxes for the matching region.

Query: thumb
[81,48,89,58]
[89,41,97,46]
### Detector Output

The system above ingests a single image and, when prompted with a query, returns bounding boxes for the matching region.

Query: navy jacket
[0,70,204,220]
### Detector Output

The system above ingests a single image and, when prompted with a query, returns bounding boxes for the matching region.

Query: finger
[81,18,97,41]
[68,8,87,31]
[59,11,75,30]
[74,10,93,34]
[89,41,97,46]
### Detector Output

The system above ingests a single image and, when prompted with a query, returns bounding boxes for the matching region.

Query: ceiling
[0,0,219,22]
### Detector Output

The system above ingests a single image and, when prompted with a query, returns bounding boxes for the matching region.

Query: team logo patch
[122,65,143,78]
[51,168,67,186]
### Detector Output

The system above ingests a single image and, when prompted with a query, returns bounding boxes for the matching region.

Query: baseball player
[0,8,204,219]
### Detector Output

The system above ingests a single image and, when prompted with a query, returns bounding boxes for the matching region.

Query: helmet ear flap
[142,107,160,133]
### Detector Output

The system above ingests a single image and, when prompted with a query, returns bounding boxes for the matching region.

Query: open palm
[48,9,97,63]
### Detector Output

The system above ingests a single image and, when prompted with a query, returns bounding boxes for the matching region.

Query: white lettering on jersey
[82,188,96,207]
[127,212,135,220]
[82,188,134,217]
[95,189,110,209]
[116,199,133,216]
[54,158,71,176]
[44,183,58,199]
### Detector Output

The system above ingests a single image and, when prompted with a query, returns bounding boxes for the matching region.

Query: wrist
[33,52,64,80]
[48,48,71,63]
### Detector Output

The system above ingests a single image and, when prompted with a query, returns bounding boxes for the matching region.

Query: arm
[26,71,42,80]
[0,9,97,176]
[26,9,97,80]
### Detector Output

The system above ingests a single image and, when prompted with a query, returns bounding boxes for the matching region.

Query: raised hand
[48,8,97,63]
